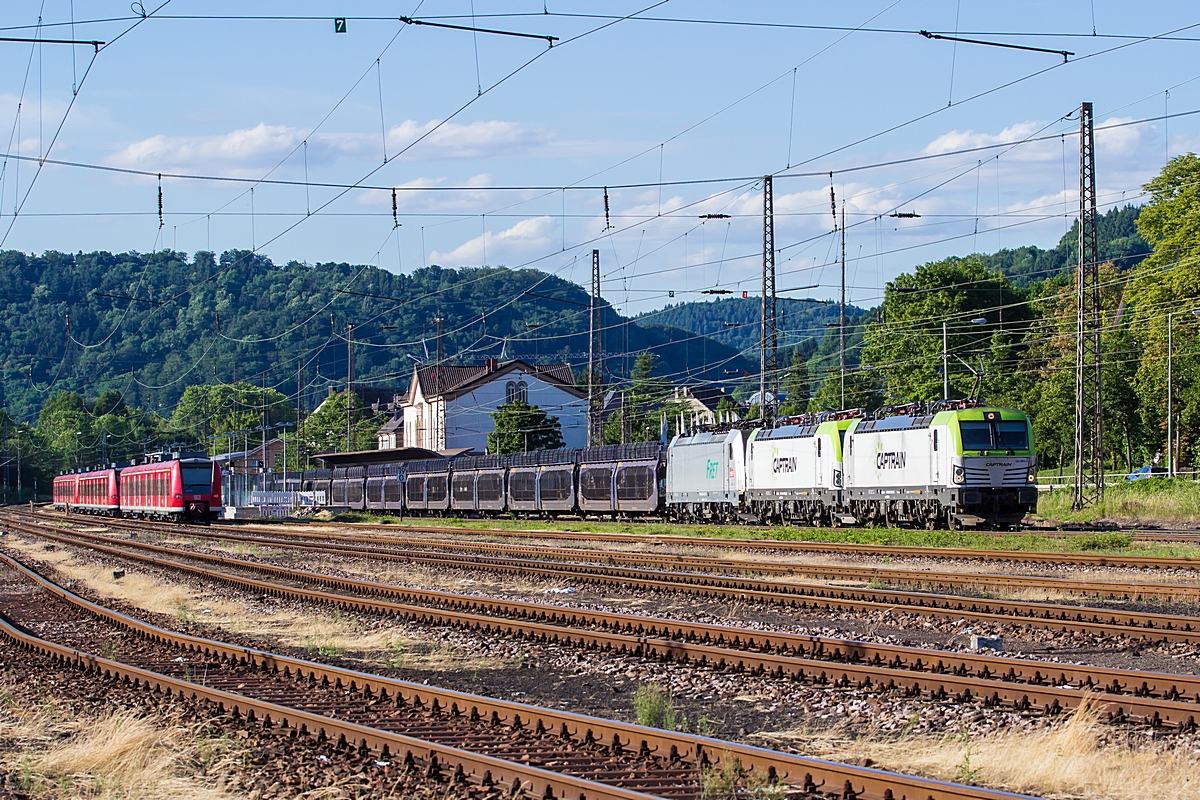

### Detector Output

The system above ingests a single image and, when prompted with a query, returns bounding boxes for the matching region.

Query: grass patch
[0,690,237,799]
[755,698,1198,800]
[1036,478,1200,524]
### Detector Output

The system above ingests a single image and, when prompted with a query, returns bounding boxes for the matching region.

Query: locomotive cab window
[933,430,938,450]
[960,420,1029,451]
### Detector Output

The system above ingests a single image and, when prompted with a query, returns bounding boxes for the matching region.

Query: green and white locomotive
[842,404,1037,529]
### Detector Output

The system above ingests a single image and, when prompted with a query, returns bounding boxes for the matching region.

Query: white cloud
[1095,116,1153,158]
[383,119,551,160]
[430,216,556,266]
[106,119,555,174]
[924,121,1046,155]
[107,123,303,176]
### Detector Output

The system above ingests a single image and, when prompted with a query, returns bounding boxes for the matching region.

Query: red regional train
[52,452,222,523]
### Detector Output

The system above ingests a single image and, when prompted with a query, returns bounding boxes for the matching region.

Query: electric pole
[434,316,444,450]
[840,203,847,410]
[759,176,777,422]
[435,316,445,367]
[346,322,354,452]
[588,249,602,445]
[1073,101,1104,510]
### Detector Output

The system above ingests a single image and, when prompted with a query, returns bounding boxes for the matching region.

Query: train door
[931,428,940,484]
[724,441,734,502]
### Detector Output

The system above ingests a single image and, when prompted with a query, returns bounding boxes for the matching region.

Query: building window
[505,381,517,404]
[516,381,527,403]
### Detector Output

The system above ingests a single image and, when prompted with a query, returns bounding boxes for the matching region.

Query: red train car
[52,468,120,515]
[119,453,222,522]
[52,473,78,510]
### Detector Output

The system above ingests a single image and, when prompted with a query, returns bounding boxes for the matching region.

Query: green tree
[1126,154,1200,470]
[289,391,380,466]
[36,391,90,470]
[170,383,296,454]
[777,347,811,416]
[859,256,1029,403]
[487,399,563,453]
[810,366,884,413]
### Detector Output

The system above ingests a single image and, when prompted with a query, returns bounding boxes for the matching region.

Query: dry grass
[6,534,505,673]
[0,684,238,799]
[754,699,1198,800]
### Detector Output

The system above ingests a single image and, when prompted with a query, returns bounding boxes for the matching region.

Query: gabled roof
[377,415,403,434]
[411,360,584,401]
[677,384,730,411]
[414,365,491,397]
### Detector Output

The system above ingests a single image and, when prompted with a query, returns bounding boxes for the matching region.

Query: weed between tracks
[754,697,1198,800]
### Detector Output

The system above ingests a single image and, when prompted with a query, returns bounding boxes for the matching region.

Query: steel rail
[10,520,1200,729]
[139,520,1200,602]
[0,591,652,799]
[253,518,1200,571]
[32,509,1200,567]
[43,516,1200,643]
[0,550,1037,800]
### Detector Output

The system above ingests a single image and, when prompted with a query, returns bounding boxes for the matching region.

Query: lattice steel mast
[588,249,602,445]
[760,175,777,422]
[1073,101,1104,510]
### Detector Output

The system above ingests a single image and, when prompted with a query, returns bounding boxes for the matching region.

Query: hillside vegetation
[0,252,752,423]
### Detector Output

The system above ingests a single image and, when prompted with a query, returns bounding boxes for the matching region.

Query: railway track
[128,517,1200,602]
[35,514,1200,644]
[8,516,1200,730]
[0,547,1037,800]
[224,517,1200,571]
[34,510,1200,602]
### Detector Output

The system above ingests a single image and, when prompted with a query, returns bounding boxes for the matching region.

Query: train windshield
[182,466,213,493]
[959,420,1029,451]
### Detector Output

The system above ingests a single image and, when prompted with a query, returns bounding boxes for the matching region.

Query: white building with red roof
[391,358,587,453]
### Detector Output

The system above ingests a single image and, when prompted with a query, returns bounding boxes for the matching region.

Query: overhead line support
[1073,101,1103,510]
[760,176,776,423]
[589,250,602,446]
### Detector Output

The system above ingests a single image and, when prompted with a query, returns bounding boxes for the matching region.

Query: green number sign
[334,18,347,33]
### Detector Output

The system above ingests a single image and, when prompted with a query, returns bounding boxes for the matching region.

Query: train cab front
[947,409,1037,528]
[183,499,220,523]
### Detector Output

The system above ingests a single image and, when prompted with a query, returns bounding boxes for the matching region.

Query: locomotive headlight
[952,466,965,485]
[833,469,843,488]
[1027,470,1037,484]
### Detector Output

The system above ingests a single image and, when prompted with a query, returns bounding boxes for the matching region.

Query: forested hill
[982,204,1150,286]
[0,250,753,422]
[640,296,865,358]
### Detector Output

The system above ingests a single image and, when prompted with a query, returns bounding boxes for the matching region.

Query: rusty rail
[9,518,1200,730]
[124,517,1199,602]
[35,514,1200,644]
[0,548,1038,800]
[241,517,1200,571]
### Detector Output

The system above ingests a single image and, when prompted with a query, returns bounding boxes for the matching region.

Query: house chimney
[485,357,499,373]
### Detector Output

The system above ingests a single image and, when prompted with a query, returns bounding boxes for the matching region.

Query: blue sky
[1,1,1198,314]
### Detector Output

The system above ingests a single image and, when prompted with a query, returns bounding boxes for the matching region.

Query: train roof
[671,429,742,446]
